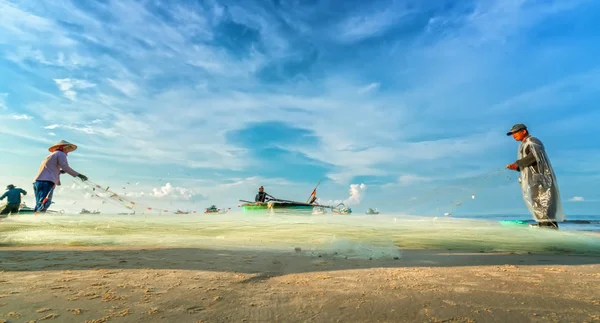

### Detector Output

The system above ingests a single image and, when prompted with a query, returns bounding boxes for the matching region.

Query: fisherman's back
[1,188,26,204]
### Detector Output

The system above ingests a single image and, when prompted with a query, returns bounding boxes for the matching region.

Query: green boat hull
[241,202,314,213]
[499,220,531,226]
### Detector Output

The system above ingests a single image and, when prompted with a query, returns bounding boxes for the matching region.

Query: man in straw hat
[0,184,27,215]
[505,124,565,229]
[33,140,88,212]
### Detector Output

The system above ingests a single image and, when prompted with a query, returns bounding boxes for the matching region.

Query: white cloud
[318,183,367,206]
[357,82,380,94]
[345,183,366,205]
[43,123,118,137]
[0,114,33,120]
[53,78,95,101]
[152,183,190,199]
[107,78,139,96]
[5,46,94,70]
[0,0,597,214]
[568,196,585,202]
[335,4,411,43]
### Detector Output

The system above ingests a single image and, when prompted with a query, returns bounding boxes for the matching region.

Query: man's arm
[0,192,6,200]
[515,153,537,170]
[19,189,27,196]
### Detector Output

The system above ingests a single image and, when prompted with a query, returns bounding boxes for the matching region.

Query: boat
[174,210,190,214]
[18,203,35,214]
[240,200,316,212]
[239,181,349,215]
[204,205,229,214]
[80,208,101,215]
[1,202,62,215]
[332,203,352,215]
[312,206,327,215]
[365,208,379,215]
[240,181,324,213]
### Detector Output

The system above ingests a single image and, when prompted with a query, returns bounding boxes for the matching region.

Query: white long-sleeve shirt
[34,151,80,186]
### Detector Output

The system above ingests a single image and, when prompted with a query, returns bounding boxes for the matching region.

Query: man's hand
[77,174,88,181]
[506,163,518,171]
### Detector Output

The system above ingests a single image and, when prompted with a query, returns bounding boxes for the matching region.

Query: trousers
[34,181,55,212]
[0,203,20,215]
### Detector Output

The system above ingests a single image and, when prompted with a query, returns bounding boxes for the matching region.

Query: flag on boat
[308,189,317,204]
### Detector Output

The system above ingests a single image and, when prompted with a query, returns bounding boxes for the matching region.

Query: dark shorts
[0,203,20,215]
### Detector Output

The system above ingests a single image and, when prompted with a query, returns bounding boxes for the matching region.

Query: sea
[1,211,599,259]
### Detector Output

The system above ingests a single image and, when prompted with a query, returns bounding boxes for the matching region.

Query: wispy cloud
[5,46,94,70]
[0,0,598,213]
[335,4,411,43]
[0,114,33,120]
[357,82,380,94]
[53,78,95,101]
[107,79,139,97]
[44,123,118,137]
[568,196,585,202]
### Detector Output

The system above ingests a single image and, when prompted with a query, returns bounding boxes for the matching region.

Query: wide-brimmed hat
[6,184,15,190]
[48,140,78,152]
[506,123,527,136]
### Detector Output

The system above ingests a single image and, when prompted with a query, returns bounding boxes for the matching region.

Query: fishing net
[396,168,518,216]
[1,212,598,256]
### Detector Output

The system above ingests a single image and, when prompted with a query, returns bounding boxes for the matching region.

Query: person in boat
[255,186,273,203]
[0,184,27,215]
[506,124,564,229]
[33,140,88,212]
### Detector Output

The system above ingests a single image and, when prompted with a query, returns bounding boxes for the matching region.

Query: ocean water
[1,212,599,258]
[452,213,600,232]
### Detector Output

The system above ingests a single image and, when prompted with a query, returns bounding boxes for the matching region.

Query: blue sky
[1,0,599,215]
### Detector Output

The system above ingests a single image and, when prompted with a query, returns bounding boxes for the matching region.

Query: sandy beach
[0,247,598,323]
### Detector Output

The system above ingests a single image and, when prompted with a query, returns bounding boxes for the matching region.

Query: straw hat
[48,140,78,153]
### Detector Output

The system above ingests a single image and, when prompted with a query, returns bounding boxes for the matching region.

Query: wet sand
[0,247,599,323]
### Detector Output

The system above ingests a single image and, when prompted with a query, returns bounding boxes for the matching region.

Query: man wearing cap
[33,140,88,212]
[506,124,565,229]
[255,186,272,203]
[0,184,27,215]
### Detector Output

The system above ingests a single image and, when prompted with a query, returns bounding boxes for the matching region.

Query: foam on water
[1,212,599,258]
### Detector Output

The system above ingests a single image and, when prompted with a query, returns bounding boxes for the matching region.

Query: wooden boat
[80,208,101,215]
[204,205,229,214]
[365,208,379,215]
[240,200,316,212]
[0,202,63,215]
[332,203,352,215]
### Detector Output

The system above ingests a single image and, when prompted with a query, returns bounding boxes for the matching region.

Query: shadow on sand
[1,247,598,280]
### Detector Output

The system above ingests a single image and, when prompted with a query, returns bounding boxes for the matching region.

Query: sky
[1,0,599,216]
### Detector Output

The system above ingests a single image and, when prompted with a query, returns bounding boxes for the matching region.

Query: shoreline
[1,246,598,322]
